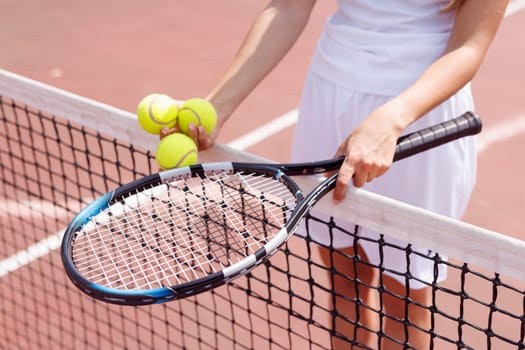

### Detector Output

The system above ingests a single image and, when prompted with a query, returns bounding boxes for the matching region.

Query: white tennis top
[311,0,456,96]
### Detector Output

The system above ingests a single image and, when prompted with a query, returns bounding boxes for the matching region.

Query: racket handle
[393,111,482,162]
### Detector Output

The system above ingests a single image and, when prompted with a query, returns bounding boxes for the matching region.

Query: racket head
[61,162,303,305]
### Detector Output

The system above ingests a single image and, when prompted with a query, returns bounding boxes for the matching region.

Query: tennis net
[0,69,523,350]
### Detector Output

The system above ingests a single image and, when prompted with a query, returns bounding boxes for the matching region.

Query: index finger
[332,162,354,204]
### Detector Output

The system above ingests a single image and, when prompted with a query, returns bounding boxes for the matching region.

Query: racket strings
[71,170,297,291]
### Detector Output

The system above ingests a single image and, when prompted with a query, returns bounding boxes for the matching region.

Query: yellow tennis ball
[136,93,179,135]
[177,98,217,135]
[155,133,198,169]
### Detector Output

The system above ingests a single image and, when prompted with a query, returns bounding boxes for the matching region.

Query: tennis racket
[61,111,481,305]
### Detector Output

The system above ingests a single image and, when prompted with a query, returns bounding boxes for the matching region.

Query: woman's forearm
[206,0,316,126]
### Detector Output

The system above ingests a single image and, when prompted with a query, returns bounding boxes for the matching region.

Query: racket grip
[393,111,482,162]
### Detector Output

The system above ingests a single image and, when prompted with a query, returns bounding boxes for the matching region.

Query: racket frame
[62,163,305,304]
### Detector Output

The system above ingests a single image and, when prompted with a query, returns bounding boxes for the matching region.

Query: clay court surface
[1,1,524,349]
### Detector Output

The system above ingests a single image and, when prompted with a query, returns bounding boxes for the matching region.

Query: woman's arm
[332,0,508,202]
[185,0,317,149]
[393,0,509,128]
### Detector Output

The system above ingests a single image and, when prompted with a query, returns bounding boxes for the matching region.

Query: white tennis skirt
[291,71,477,289]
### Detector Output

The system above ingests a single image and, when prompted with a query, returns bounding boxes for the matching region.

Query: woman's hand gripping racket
[61,112,481,305]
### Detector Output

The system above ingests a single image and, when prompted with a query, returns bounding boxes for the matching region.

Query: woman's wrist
[375,96,418,134]
[206,93,235,128]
